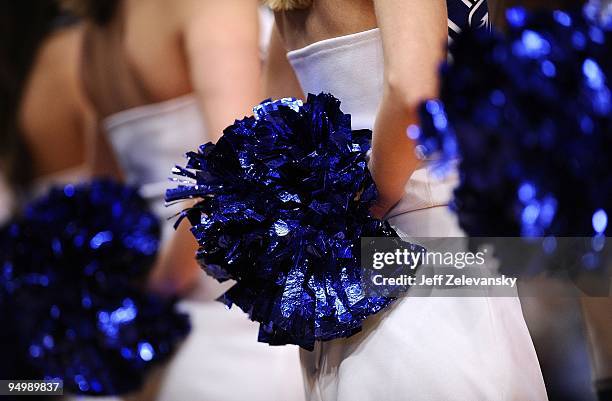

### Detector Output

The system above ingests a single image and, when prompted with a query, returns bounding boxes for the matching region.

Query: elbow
[147,262,200,298]
[162,274,198,297]
[383,72,439,116]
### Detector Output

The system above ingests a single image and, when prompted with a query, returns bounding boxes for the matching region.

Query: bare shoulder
[120,0,241,33]
[19,24,88,178]
[151,0,208,25]
[36,24,84,79]
[158,0,260,26]
[23,25,86,118]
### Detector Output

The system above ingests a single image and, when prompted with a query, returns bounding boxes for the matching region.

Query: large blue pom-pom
[167,93,399,350]
[0,180,190,395]
[417,4,612,277]
[419,5,612,238]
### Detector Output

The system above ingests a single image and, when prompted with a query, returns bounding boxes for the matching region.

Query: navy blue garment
[448,0,489,41]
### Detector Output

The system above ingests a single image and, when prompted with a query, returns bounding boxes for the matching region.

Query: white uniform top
[288,28,548,401]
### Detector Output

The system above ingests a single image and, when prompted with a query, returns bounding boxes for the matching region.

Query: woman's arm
[147,0,264,296]
[183,0,263,142]
[87,124,124,180]
[370,0,447,218]
[263,23,304,100]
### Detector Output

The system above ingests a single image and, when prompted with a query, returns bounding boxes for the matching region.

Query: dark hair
[0,0,62,192]
[61,0,120,25]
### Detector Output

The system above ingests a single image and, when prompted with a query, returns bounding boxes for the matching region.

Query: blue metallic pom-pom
[417,3,612,276]
[419,4,612,238]
[167,93,398,350]
[0,180,190,395]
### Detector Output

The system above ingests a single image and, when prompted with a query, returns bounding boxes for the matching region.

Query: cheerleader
[262,1,548,400]
[0,8,88,370]
[0,4,190,398]
[63,0,305,400]
[0,1,91,202]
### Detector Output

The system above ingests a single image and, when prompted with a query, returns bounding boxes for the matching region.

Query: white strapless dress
[287,28,548,401]
[103,95,304,401]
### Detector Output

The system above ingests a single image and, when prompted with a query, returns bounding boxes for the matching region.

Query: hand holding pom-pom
[167,94,407,350]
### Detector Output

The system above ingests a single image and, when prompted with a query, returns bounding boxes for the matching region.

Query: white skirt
[300,206,548,401]
[64,297,305,401]
[153,300,305,401]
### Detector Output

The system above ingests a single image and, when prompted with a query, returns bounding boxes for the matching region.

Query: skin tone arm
[263,24,304,100]
[148,0,264,296]
[183,0,262,141]
[370,0,447,218]
[88,125,124,179]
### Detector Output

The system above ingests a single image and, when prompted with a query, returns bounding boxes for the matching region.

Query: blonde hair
[264,0,312,11]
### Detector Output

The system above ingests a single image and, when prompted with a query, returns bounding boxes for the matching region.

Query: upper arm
[182,0,262,141]
[263,23,304,100]
[374,0,448,107]
[81,91,124,180]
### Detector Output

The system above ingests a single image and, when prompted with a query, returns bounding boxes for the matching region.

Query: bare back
[81,0,193,118]
[80,0,263,296]
[81,0,262,143]
[274,0,377,51]
[19,25,90,180]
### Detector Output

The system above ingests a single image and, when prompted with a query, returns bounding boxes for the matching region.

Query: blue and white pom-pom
[0,180,190,395]
[167,93,402,350]
[417,3,612,273]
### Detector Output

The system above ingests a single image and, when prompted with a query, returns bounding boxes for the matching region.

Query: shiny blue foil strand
[0,180,190,395]
[417,4,612,272]
[167,93,411,350]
